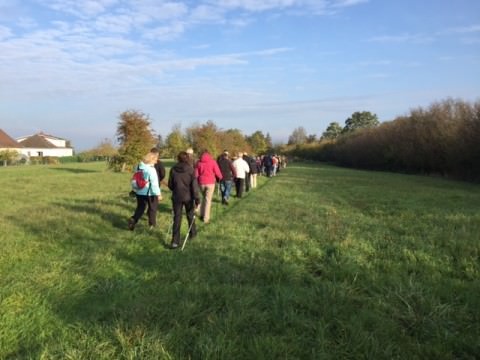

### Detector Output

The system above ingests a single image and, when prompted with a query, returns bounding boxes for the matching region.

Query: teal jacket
[133,162,161,196]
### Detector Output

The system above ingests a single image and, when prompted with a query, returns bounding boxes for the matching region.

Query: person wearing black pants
[128,151,161,230]
[232,152,250,198]
[132,195,158,227]
[168,151,200,249]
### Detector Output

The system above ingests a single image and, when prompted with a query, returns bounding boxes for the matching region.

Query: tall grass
[0,162,479,359]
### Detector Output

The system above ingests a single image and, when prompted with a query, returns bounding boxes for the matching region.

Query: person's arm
[191,172,201,206]
[229,160,236,178]
[168,168,174,191]
[214,162,223,181]
[157,162,166,182]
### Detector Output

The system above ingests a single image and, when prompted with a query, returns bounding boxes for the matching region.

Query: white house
[16,132,74,157]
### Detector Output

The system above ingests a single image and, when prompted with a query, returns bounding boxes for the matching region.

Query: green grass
[0,161,479,359]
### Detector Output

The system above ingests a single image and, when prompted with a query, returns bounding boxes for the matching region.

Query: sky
[0,0,479,150]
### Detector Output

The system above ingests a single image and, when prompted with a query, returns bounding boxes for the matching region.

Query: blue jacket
[133,162,161,196]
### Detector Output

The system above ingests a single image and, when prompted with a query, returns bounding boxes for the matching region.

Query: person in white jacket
[232,152,250,198]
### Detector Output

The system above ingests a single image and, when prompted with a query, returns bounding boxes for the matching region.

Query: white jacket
[232,158,250,179]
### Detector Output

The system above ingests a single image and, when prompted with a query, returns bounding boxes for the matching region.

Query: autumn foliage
[286,99,480,181]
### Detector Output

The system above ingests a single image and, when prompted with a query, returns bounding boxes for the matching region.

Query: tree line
[70,97,480,182]
[108,110,275,171]
[284,98,480,181]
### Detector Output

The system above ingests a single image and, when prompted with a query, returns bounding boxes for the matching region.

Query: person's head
[143,151,158,165]
[237,151,243,158]
[223,150,229,158]
[186,148,194,156]
[177,151,189,163]
[150,147,161,161]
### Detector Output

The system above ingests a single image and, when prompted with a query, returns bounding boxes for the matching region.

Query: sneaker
[128,218,136,231]
[224,199,229,205]
[171,243,179,249]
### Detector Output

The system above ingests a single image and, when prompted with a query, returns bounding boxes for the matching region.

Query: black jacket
[217,156,236,181]
[243,155,258,174]
[168,162,200,204]
[155,161,166,182]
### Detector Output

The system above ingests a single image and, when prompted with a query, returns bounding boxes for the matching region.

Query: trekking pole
[181,215,196,251]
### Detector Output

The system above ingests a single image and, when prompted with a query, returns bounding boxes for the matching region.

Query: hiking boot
[128,218,136,231]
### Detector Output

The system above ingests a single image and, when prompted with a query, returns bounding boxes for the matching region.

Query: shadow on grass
[49,167,100,174]
[4,166,478,359]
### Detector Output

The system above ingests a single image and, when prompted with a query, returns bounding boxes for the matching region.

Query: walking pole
[181,214,196,251]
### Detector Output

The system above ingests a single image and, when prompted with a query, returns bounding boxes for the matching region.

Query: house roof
[18,134,58,148]
[0,129,23,148]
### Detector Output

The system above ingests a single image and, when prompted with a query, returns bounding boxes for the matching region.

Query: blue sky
[0,0,479,150]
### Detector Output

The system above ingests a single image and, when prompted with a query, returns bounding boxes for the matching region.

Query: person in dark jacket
[217,150,236,205]
[151,147,166,192]
[168,151,201,249]
[263,154,273,177]
[242,152,252,192]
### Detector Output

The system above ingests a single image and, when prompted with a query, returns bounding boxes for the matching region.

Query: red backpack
[131,166,149,191]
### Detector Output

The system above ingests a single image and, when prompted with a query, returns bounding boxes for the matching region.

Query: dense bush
[286,98,480,181]
[0,150,20,165]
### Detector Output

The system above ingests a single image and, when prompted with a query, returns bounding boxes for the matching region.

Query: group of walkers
[128,147,286,249]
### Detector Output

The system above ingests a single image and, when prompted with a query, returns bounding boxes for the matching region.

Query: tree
[246,130,269,154]
[343,111,379,133]
[165,124,189,158]
[265,133,273,150]
[114,110,156,171]
[306,134,317,143]
[91,138,117,160]
[0,150,20,165]
[322,122,343,140]
[288,126,308,145]
[220,129,250,156]
[187,120,221,157]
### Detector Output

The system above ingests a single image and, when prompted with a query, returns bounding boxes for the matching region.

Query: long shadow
[49,167,100,174]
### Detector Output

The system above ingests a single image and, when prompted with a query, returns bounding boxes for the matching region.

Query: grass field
[0,161,479,359]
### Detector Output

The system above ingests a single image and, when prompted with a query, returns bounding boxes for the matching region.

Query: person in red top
[195,150,223,223]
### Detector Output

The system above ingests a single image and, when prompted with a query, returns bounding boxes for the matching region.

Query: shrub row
[286,99,480,181]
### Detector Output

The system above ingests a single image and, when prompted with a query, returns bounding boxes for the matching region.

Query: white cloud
[0,25,12,39]
[94,13,134,33]
[211,0,297,12]
[39,0,119,18]
[145,21,186,41]
[367,33,435,44]
[331,0,368,8]
[442,24,480,34]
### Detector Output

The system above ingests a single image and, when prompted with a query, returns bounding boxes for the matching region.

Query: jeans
[220,180,233,201]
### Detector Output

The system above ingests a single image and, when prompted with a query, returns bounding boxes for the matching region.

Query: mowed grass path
[0,161,479,359]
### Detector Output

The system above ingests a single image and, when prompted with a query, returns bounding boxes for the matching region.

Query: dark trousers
[245,174,251,192]
[265,166,273,177]
[133,195,158,226]
[172,200,196,245]
[235,178,245,198]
